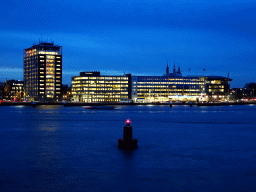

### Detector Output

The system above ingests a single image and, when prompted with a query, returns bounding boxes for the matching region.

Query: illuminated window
[40,56,44,58]
[46,56,55,59]
[74,77,87,80]
[40,60,44,62]
[40,88,44,90]
[40,68,44,70]
[40,84,44,86]
[211,80,221,84]
[56,68,60,70]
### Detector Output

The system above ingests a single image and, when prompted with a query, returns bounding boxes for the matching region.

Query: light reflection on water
[0,105,256,191]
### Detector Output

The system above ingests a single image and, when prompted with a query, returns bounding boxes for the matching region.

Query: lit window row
[74,77,128,81]
[136,82,203,85]
[38,52,58,55]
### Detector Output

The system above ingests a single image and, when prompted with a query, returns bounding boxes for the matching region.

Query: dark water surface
[0,105,256,191]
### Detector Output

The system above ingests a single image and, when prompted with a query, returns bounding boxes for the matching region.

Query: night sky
[0,0,255,87]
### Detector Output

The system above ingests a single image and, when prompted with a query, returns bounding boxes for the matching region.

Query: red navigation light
[126,119,131,125]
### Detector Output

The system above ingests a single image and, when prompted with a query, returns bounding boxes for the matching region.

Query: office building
[71,64,231,103]
[2,80,24,101]
[24,41,62,101]
[132,64,231,102]
[71,71,131,102]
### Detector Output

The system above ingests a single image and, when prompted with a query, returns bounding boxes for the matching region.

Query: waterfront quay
[1,101,256,106]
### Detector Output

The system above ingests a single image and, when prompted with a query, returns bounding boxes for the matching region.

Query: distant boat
[85,106,116,110]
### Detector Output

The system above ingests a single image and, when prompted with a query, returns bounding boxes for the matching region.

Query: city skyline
[0,0,256,88]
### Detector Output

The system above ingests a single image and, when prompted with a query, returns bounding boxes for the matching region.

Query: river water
[0,105,256,191]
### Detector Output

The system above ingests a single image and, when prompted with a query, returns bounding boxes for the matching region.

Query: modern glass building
[24,41,62,101]
[71,72,132,102]
[132,75,205,102]
[132,64,231,102]
[71,65,231,103]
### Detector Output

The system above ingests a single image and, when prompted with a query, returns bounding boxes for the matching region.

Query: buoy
[170,101,172,107]
[118,119,138,149]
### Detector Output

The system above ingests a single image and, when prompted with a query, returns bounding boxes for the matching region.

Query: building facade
[71,72,132,102]
[71,65,231,103]
[2,80,24,101]
[24,41,62,101]
[132,64,231,102]
[132,75,205,102]
[204,76,231,101]
[0,82,4,100]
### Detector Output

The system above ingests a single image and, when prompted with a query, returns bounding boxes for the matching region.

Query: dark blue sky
[0,0,255,87]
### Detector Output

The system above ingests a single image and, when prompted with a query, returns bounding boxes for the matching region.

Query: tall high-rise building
[24,41,62,101]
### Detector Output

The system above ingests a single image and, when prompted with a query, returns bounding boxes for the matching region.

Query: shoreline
[0,101,256,107]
